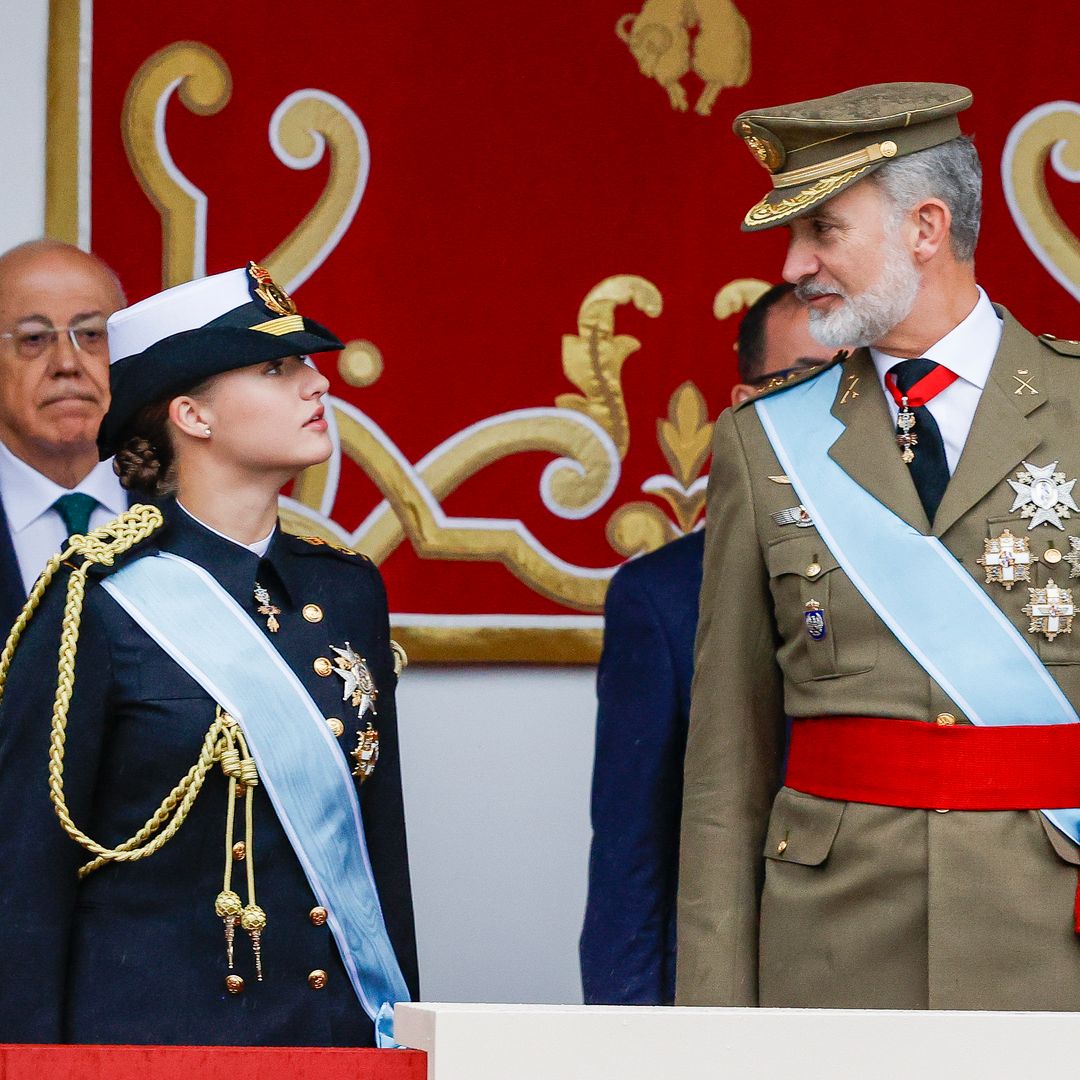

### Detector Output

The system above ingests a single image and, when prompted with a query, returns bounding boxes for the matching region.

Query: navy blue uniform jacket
[0,499,418,1044]
[580,531,704,1004]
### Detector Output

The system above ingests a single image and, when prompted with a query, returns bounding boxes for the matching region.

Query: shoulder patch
[292,534,372,562]
[1039,333,1080,358]
[734,350,847,411]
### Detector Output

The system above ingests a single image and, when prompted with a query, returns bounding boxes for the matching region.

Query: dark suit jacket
[0,490,137,636]
[580,530,704,1004]
[0,497,25,636]
[0,498,417,1044]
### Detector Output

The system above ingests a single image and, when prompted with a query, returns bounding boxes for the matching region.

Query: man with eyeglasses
[580,283,834,1005]
[0,240,127,631]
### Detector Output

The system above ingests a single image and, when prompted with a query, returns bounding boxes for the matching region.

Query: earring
[203,425,212,438]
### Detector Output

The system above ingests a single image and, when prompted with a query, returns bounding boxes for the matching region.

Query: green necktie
[53,492,98,537]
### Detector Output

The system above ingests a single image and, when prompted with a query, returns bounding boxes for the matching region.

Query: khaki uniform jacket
[676,309,1080,1010]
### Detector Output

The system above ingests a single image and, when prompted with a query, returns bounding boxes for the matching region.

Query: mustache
[795,278,849,303]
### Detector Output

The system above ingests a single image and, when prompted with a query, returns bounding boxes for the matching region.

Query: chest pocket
[766,536,879,683]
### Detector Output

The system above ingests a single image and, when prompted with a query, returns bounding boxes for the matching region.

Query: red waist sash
[786,715,1080,810]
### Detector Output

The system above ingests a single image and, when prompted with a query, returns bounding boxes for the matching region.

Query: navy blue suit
[580,531,704,1004]
[0,498,417,1044]
[0,497,26,636]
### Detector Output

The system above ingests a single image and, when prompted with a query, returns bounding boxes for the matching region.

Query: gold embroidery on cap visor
[249,314,306,336]
[743,164,875,228]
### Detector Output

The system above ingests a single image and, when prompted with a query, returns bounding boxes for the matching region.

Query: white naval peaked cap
[106,268,252,364]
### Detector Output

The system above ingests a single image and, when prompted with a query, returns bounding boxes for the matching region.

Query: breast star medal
[1007,460,1079,530]
[332,642,380,782]
[1022,581,1075,641]
[332,642,378,719]
[977,529,1032,590]
[803,599,827,641]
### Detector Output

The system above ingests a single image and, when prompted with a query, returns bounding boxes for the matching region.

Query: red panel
[0,1043,426,1080]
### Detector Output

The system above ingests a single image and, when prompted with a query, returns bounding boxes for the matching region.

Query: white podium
[395,1002,1079,1080]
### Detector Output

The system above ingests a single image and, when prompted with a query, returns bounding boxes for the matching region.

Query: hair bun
[114,436,163,493]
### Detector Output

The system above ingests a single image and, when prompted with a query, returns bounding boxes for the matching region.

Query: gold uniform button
[313,657,333,677]
[308,969,328,990]
[935,713,957,726]
[225,975,245,994]
[776,839,788,855]
[327,717,345,738]
[805,562,821,578]
[232,841,246,861]
[302,604,324,623]
[1045,547,1063,565]
[309,906,328,927]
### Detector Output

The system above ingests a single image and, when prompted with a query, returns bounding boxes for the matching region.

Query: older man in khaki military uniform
[677,82,1080,1011]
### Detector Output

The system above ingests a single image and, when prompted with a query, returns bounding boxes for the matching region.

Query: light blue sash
[101,552,409,1046]
[755,365,1080,842]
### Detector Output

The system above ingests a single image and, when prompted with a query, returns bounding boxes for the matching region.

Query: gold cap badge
[248,262,297,317]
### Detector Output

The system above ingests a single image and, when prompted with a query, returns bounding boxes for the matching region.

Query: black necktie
[53,493,98,537]
[889,358,950,522]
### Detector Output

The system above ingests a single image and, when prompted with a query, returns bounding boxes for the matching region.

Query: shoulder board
[288,533,372,562]
[734,350,848,410]
[1039,333,1080,358]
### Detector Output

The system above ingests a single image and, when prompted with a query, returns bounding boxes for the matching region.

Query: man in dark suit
[0,240,126,631]
[580,283,833,1003]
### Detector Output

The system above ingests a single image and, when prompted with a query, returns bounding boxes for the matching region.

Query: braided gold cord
[13,501,232,877]
[76,718,229,877]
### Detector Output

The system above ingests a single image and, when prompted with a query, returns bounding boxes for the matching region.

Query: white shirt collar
[870,286,1003,391]
[0,440,127,533]
[176,499,275,557]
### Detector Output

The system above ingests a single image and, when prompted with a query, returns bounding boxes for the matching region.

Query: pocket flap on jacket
[764,786,846,866]
[1040,812,1080,866]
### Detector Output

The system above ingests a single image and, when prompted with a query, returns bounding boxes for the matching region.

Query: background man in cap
[0,240,127,630]
[678,82,1080,1010]
[581,283,831,1005]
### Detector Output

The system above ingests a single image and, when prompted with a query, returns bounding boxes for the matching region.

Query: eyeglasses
[0,320,109,360]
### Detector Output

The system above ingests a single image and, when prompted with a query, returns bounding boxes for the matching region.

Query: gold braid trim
[0,501,231,878]
[743,164,875,228]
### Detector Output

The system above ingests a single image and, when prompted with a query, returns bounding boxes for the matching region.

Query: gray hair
[871,136,982,262]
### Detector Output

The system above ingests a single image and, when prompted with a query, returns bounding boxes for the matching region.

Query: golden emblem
[615,0,751,117]
[248,262,297,316]
[350,722,380,782]
[1022,581,1075,641]
[739,122,782,172]
[977,529,1032,591]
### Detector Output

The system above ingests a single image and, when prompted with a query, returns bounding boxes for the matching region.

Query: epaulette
[733,349,848,410]
[290,534,372,562]
[1039,334,1080,358]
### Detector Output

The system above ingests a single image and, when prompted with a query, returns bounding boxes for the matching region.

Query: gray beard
[799,235,921,349]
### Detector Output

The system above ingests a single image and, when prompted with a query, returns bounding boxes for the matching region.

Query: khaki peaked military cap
[734,82,973,232]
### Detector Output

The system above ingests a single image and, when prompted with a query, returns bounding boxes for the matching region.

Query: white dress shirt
[871,286,1004,475]
[0,441,129,594]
